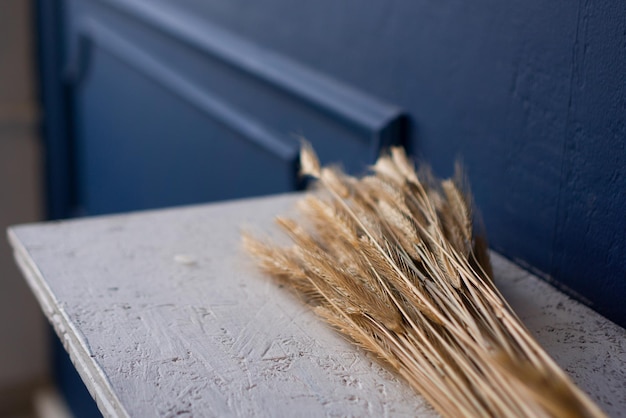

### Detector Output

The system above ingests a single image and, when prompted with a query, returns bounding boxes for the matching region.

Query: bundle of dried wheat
[243,144,605,417]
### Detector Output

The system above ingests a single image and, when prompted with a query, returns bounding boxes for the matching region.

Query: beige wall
[0,0,49,414]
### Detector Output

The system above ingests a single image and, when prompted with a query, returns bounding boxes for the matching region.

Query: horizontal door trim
[71,17,299,165]
[83,0,405,155]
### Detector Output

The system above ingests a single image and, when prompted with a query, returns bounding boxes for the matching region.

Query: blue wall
[174,0,625,325]
[43,0,625,325]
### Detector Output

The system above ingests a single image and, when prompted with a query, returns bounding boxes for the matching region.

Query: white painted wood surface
[7,193,626,417]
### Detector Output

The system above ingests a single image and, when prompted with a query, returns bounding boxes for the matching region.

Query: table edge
[7,227,131,418]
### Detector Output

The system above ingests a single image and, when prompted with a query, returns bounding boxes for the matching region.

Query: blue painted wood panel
[75,46,294,214]
[63,0,404,216]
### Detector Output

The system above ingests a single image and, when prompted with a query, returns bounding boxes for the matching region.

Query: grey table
[7,194,626,417]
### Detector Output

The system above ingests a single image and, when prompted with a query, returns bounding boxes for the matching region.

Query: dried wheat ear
[243,143,606,418]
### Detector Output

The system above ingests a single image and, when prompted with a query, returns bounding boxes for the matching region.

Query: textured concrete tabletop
[7,193,626,417]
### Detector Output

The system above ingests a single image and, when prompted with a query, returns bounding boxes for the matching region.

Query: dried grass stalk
[243,144,606,418]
